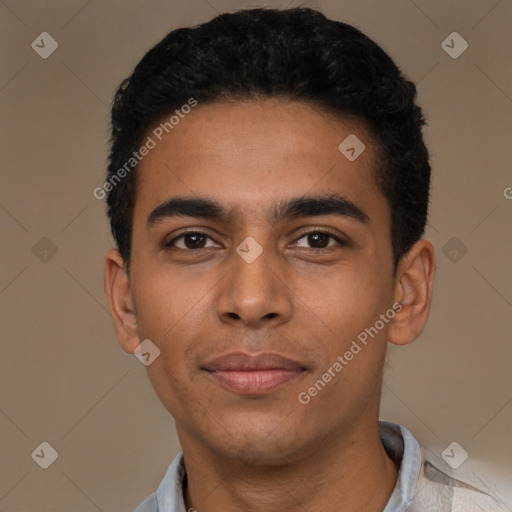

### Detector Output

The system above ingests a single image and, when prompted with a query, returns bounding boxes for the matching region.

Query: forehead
[133,99,387,225]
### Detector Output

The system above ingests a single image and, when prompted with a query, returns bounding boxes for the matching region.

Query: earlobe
[387,239,436,346]
[104,249,140,353]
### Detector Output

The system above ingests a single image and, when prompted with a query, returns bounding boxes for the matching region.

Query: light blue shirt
[135,420,506,511]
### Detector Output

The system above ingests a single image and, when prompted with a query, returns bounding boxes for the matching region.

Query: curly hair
[106,7,430,275]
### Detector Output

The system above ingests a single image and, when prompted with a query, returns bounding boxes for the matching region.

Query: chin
[207,420,312,467]
[224,439,298,466]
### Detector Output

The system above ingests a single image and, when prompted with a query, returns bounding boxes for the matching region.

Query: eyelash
[164,229,348,251]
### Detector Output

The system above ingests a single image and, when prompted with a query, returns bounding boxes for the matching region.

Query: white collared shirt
[134,420,508,511]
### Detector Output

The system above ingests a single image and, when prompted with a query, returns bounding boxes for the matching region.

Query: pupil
[309,233,328,248]
[185,234,205,249]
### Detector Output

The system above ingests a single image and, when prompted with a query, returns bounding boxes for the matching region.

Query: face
[121,99,399,464]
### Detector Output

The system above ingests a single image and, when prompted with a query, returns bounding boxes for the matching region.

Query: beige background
[1,0,511,510]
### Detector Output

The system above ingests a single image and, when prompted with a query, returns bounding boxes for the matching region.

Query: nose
[216,244,293,328]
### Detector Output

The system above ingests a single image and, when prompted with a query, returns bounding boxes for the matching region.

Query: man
[102,7,506,511]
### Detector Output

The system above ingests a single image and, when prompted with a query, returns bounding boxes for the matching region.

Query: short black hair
[106,7,430,275]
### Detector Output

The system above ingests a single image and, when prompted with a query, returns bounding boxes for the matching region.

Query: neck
[179,420,399,512]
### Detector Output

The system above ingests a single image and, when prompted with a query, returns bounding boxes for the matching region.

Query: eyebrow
[147,194,369,226]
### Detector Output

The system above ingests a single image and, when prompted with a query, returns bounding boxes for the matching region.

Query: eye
[166,231,219,250]
[164,229,348,251]
[293,230,347,250]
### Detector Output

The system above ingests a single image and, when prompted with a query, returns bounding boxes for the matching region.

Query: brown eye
[306,232,330,248]
[294,231,346,249]
[166,231,218,250]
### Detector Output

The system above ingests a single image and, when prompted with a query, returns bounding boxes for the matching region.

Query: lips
[203,351,306,395]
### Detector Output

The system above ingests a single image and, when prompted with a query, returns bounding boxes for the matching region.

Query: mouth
[202,351,306,395]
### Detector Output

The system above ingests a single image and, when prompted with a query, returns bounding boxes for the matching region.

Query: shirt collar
[156,452,187,512]
[155,420,422,512]
[380,420,422,511]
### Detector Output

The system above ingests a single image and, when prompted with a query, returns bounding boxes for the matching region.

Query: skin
[104,98,435,512]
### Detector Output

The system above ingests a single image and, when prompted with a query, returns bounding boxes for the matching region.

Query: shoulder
[451,486,510,512]
[414,458,509,511]
[132,452,186,512]
[379,421,509,512]
[134,492,157,512]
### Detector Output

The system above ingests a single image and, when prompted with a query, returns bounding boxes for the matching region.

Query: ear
[104,249,140,353]
[387,239,436,346]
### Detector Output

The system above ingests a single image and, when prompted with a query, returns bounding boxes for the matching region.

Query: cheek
[130,264,221,389]
[134,270,215,420]
[300,263,386,331]
[297,262,393,398]
[131,264,210,340]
